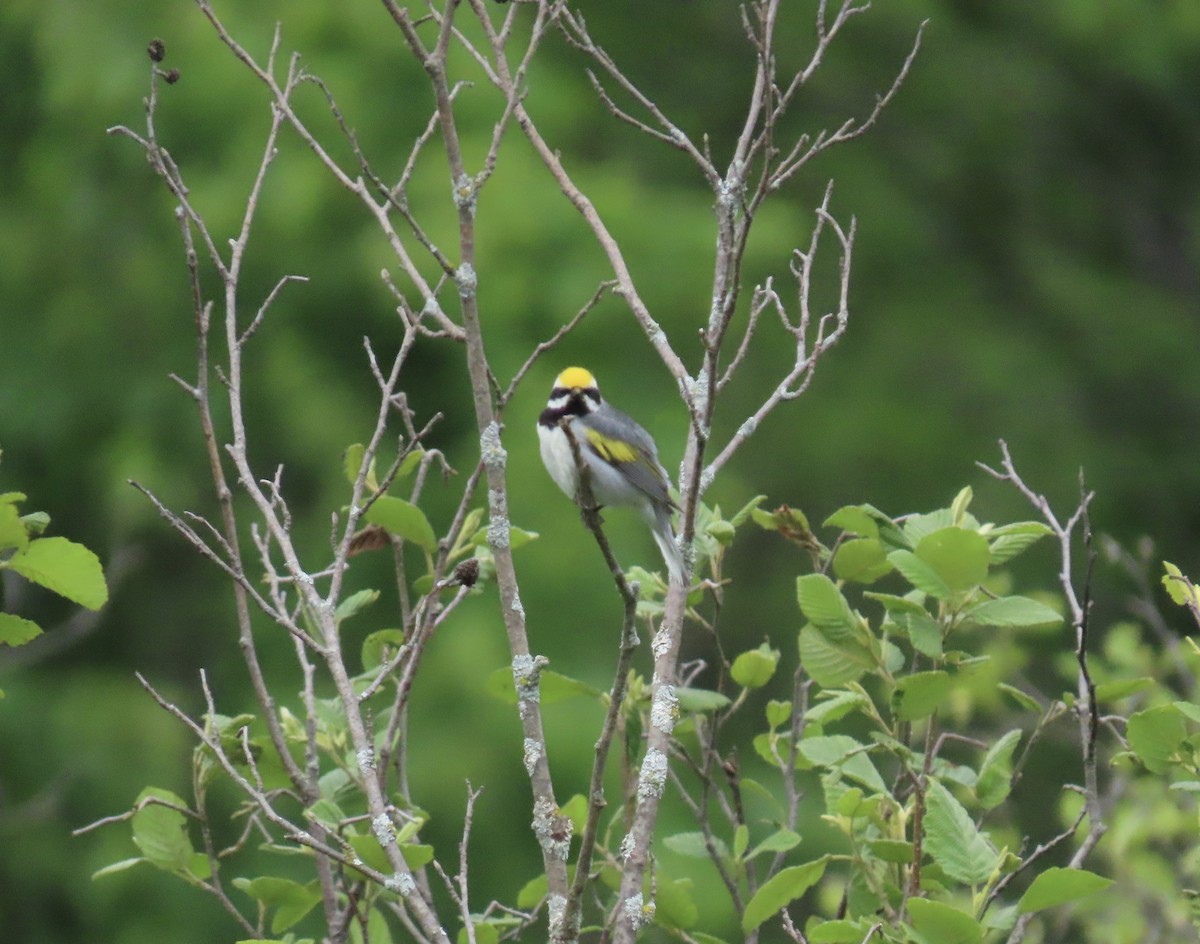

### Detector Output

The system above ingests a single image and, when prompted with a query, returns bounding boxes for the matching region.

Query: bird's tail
[651,504,686,584]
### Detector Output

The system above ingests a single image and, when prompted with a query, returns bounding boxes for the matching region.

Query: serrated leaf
[741,858,827,932]
[888,550,952,599]
[731,643,780,689]
[975,729,1021,809]
[1127,704,1187,773]
[363,496,437,552]
[987,522,1052,564]
[894,670,953,722]
[906,612,944,659]
[1162,561,1196,606]
[923,779,998,885]
[832,537,893,584]
[132,788,194,874]
[798,625,873,687]
[798,736,887,793]
[1017,867,1113,913]
[0,611,42,646]
[5,536,108,610]
[805,690,868,725]
[907,897,983,944]
[797,574,857,631]
[966,596,1062,631]
[915,527,990,594]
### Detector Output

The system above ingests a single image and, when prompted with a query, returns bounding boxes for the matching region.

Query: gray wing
[581,405,675,506]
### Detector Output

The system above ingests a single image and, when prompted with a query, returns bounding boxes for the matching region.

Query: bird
[538,366,684,582]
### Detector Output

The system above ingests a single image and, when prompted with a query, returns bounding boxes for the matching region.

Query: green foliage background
[0,1,1198,941]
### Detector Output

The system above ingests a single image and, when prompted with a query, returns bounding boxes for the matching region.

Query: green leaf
[832,538,893,584]
[923,779,999,885]
[1162,561,1196,606]
[1126,704,1187,773]
[471,525,539,550]
[1095,677,1155,702]
[730,495,767,527]
[361,629,408,672]
[363,496,437,552]
[907,898,983,944]
[235,876,322,934]
[401,843,434,867]
[824,504,906,548]
[986,521,1052,564]
[966,596,1062,631]
[807,919,878,943]
[798,625,873,688]
[676,688,733,713]
[915,527,990,593]
[805,690,869,725]
[748,829,802,859]
[560,794,589,835]
[765,699,792,729]
[655,874,699,930]
[975,729,1022,809]
[997,683,1042,713]
[740,858,827,933]
[732,824,750,860]
[0,499,28,552]
[894,670,953,722]
[0,611,42,646]
[906,613,944,659]
[91,857,146,880]
[866,839,913,863]
[797,574,857,631]
[483,667,601,705]
[798,736,888,794]
[516,873,547,909]
[1017,867,1113,913]
[888,550,952,599]
[663,831,729,860]
[731,643,780,689]
[824,505,880,538]
[132,787,194,874]
[457,923,500,944]
[343,443,379,492]
[5,536,107,610]
[335,588,380,624]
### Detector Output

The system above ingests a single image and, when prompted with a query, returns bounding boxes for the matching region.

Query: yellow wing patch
[557,366,596,390]
[584,427,638,463]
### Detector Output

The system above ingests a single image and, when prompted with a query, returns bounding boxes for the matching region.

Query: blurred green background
[1,1,1198,941]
